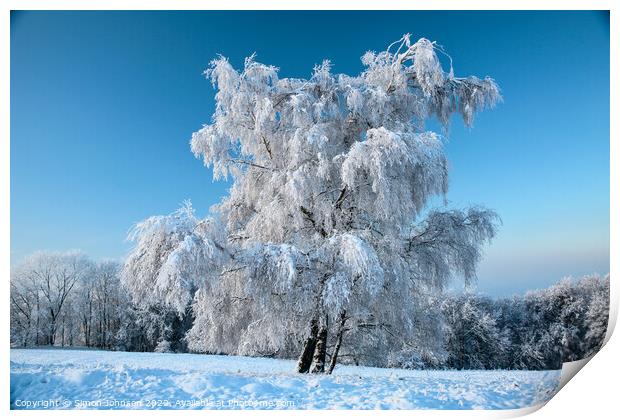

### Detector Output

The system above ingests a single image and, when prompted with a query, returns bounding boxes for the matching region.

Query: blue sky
[10,11,609,296]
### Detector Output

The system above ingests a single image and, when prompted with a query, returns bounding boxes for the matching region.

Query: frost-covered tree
[124,34,501,372]
[114,302,158,352]
[10,273,40,347]
[441,274,610,370]
[10,251,91,346]
[517,274,610,368]
[121,202,228,313]
[10,251,129,349]
[76,261,126,348]
[582,274,610,357]
[442,294,509,369]
[120,201,228,352]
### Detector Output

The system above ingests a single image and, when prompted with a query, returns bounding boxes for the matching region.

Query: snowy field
[11,348,560,410]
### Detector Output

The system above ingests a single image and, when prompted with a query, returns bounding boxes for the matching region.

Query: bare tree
[12,251,90,346]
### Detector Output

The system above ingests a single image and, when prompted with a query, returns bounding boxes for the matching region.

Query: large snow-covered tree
[123,34,501,373]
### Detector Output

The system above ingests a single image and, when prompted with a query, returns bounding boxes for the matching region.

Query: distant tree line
[439,274,609,370]
[10,251,609,371]
[9,251,191,353]
[10,252,126,348]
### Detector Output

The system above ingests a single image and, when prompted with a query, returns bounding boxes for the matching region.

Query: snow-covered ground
[10,348,560,410]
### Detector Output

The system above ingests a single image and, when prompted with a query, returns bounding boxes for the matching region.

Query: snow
[11,348,560,410]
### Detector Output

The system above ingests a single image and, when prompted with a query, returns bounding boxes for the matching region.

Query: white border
[2,1,617,419]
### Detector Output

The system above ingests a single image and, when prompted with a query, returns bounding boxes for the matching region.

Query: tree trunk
[49,321,55,346]
[296,317,319,373]
[327,310,347,374]
[310,314,329,373]
[61,315,65,347]
[36,295,40,346]
[298,276,328,374]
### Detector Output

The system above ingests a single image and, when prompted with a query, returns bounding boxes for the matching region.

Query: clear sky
[10,11,610,296]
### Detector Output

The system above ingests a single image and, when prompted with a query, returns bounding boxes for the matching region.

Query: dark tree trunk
[296,317,319,373]
[36,295,40,346]
[310,314,329,373]
[298,276,329,374]
[327,311,347,374]
[61,315,65,347]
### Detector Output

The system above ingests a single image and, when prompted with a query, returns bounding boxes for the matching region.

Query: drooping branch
[407,208,500,286]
